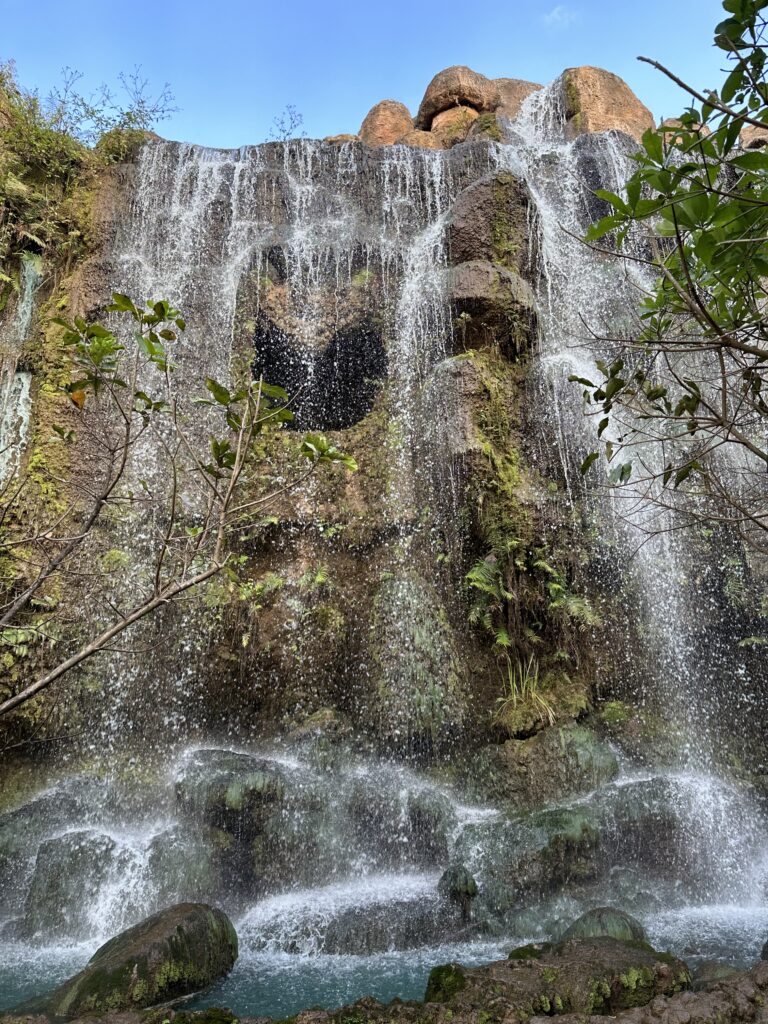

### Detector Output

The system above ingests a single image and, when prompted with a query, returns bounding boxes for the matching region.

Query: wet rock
[493,77,543,120]
[322,897,459,954]
[561,905,647,943]
[285,707,353,747]
[398,129,442,149]
[33,903,238,1017]
[560,66,654,142]
[425,937,689,1014]
[691,960,741,991]
[467,112,504,142]
[416,66,500,129]
[430,106,479,147]
[23,830,120,940]
[447,171,534,276]
[359,100,413,147]
[146,826,220,907]
[174,748,285,840]
[450,259,536,355]
[465,723,619,812]
[438,864,478,921]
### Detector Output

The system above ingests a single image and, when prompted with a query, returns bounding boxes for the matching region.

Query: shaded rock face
[447,171,534,275]
[450,260,536,356]
[416,65,500,129]
[33,903,237,1017]
[359,100,413,146]
[561,66,655,142]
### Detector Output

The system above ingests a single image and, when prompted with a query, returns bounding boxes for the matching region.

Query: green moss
[474,113,502,142]
[508,942,549,960]
[425,963,467,1003]
[599,700,631,726]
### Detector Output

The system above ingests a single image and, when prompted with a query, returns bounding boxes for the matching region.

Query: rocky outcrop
[359,100,413,146]
[447,171,534,275]
[741,123,768,148]
[398,129,441,149]
[450,259,536,355]
[494,77,542,119]
[561,67,654,142]
[324,133,358,144]
[27,903,238,1017]
[431,106,479,147]
[416,66,500,129]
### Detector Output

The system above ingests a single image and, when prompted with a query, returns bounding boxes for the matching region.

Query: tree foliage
[575,0,768,549]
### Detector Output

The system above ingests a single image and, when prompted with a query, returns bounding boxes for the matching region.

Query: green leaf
[580,452,599,474]
[205,378,232,406]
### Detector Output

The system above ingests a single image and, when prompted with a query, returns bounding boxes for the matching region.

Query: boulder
[325,133,359,145]
[691,961,741,991]
[438,864,478,921]
[467,113,504,142]
[741,123,768,149]
[493,77,543,120]
[449,259,536,355]
[399,129,442,150]
[33,903,238,1017]
[560,66,654,143]
[416,66,500,129]
[466,723,619,812]
[359,100,413,147]
[431,106,479,147]
[560,906,647,943]
[447,171,533,275]
[425,937,689,1014]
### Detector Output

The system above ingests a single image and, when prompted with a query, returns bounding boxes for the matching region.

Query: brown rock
[661,117,710,144]
[431,106,479,147]
[359,100,413,147]
[741,123,768,148]
[450,259,536,355]
[415,65,500,129]
[467,113,504,142]
[493,77,543,120]
[398,129,443,150]
[561,66,654,143]
[448,171,534,276]
[324,133,359,145]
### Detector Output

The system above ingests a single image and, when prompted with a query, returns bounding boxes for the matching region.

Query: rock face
[741,123,768,148]
[359,100,413,146]
[450,260,536,355]
[561,66,654,142]
[561,905,648,943]
[398,129,442,149]
[447,171,534,275]
[494,77,543,119]
[34,903,238,1017]
[416,66,500,129]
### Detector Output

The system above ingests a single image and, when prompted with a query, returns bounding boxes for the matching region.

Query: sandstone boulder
[450,259,536,354]
[359,100,413,147]
[741,123,768,148]
[416,66,499,129]
[399,129,442,150]
[467,112,504,142]
[561,66,654,143]
[431,106,479,147]
[325,133,359,145]
[448,171,533,275]
[493,77,543,120]
[30,903,238,1017]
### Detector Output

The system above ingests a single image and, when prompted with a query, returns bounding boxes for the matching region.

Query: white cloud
[542,5,578,29]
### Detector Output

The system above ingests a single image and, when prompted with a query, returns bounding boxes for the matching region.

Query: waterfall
[0,255,41,484]
[2,87,768,1019]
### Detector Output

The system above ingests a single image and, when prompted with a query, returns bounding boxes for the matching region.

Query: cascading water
[0,255,41,484]
[2,78,768,1018]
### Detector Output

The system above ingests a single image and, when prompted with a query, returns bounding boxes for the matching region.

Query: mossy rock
[560,906,648,944]
[28,902,238,1017]
[425,963,467,1002]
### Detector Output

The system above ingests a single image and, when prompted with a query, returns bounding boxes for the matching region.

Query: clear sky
[0,0,728,149]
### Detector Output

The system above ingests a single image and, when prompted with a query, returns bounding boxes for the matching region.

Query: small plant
[269,104,306,142]
[495,654,555,727]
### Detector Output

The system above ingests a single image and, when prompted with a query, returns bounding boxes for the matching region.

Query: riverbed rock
[561,67,655,142]
[493,77,543,120]
[431,106,479,147]
[35,903,238,1017]
[561,906,648,943]
[425,937,689,1014]
[691,960,742,990]
[359,100,413,147]
[416,66,500,129]
[447,171,534,276]
[450,259,536,355]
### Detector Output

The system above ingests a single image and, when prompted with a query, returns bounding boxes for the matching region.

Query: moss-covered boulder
[560,906,647,944]
[34,902,237,1017]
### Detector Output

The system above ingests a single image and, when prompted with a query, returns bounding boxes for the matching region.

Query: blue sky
[1,0,727,148]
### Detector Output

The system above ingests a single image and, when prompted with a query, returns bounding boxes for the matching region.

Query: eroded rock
[448,171,534,276]
[416,66,500,129]
[561,66,654,142]
[399,129,442,149]
[359,100,413,147]
[493,77,543,119]
[450,259,536,355]
[431,106,479,147]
